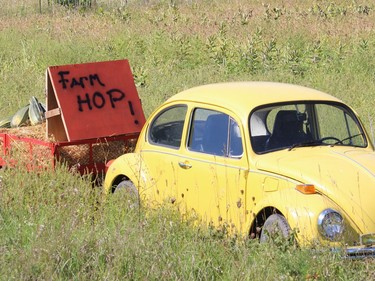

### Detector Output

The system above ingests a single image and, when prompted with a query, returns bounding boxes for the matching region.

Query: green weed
[1,1,375,279]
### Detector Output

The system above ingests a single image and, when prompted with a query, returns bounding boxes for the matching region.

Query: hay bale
[57,144,90,166]
[92,139,136,163]
[0,122,138,171]
[0,123,48,140]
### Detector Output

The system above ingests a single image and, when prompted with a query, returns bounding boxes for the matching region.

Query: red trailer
[0,131,138,176]
[0,59,145,178]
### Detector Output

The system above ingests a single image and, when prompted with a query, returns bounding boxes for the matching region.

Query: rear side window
[188,108,243,158]
[149,105,187,148]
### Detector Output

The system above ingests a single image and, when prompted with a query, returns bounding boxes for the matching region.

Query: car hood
[255,146,375,234]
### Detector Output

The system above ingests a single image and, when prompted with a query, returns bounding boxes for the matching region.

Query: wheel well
[249,207,282,239]
[111,175,129,193]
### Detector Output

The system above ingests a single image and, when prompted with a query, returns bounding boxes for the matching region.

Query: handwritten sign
[46,60,146,142]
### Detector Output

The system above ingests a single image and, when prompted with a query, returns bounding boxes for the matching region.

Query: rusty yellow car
[104,82,375,258]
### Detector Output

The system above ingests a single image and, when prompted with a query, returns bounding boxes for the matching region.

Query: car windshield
[250,102,367,153]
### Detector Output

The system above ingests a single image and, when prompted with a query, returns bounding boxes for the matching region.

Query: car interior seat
[202,113,229,156]
[266,110,311,150]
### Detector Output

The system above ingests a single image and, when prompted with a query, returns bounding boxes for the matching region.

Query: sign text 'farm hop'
[45,60,146,142]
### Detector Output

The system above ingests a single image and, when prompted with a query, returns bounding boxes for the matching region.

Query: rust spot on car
[243,169,249,180]
[236,199,242,208]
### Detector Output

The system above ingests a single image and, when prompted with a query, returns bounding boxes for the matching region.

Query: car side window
[149,105,187,148]
[188,108,243,158]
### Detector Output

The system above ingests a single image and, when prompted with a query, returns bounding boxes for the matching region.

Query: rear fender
[103,153,152,194]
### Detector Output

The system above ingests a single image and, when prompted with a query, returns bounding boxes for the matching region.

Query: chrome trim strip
[140,149,248,170]
[248,169,302,184]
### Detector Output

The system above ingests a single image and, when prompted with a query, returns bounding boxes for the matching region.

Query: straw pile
[0,124,136,170]
[0,123,48,140]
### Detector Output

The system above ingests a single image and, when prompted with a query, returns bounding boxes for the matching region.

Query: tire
[260,214,291,243]
[114,180,140,209]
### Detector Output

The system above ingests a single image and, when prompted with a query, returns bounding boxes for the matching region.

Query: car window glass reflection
[188,108,243,158]
[149,105,187,148]
[250,102,366,153]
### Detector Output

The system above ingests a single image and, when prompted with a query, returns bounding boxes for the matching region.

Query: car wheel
[260,214,291,243]
[114,180,140,209]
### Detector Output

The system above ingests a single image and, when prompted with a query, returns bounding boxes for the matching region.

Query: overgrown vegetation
[1,165,374,280]
[1,0,375,279]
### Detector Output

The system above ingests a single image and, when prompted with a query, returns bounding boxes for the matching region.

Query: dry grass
[0,123,47,139]
[1,1,374,41]
[0,2,375,279]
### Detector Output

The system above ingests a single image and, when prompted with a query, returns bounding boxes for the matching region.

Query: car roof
[166,81,342,118]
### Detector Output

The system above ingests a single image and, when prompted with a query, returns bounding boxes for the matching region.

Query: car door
[177,107,249,233]
[140,104,188,206]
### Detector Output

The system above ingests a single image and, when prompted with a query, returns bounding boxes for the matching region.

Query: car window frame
[249,100,368,154]
[187,107,244,159]
[147,104,188,149]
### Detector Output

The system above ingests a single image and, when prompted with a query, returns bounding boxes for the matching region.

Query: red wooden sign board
[45,60,146,142]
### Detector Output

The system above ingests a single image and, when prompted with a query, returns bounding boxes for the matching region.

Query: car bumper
[345,246,375,259]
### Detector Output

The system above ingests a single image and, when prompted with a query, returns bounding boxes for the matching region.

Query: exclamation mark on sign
[128,101,139,124]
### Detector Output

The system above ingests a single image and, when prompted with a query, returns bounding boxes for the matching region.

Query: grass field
[1,1,375,280]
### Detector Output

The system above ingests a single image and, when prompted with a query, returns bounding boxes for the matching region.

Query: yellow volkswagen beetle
[104,82,375,258]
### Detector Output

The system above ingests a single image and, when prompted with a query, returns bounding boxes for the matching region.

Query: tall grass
[1,165,374,280]
[1,1,375,117]
[0,1,375,279]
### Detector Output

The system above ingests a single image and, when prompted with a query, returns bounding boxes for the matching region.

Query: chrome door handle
[178,161,192,169]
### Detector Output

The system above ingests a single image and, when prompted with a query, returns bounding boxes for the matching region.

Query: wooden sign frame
[45,60,146,142]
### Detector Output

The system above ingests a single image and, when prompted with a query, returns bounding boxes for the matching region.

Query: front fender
[252,187,350,245]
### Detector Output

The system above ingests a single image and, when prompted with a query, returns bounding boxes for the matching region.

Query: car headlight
[317,209,344,241]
